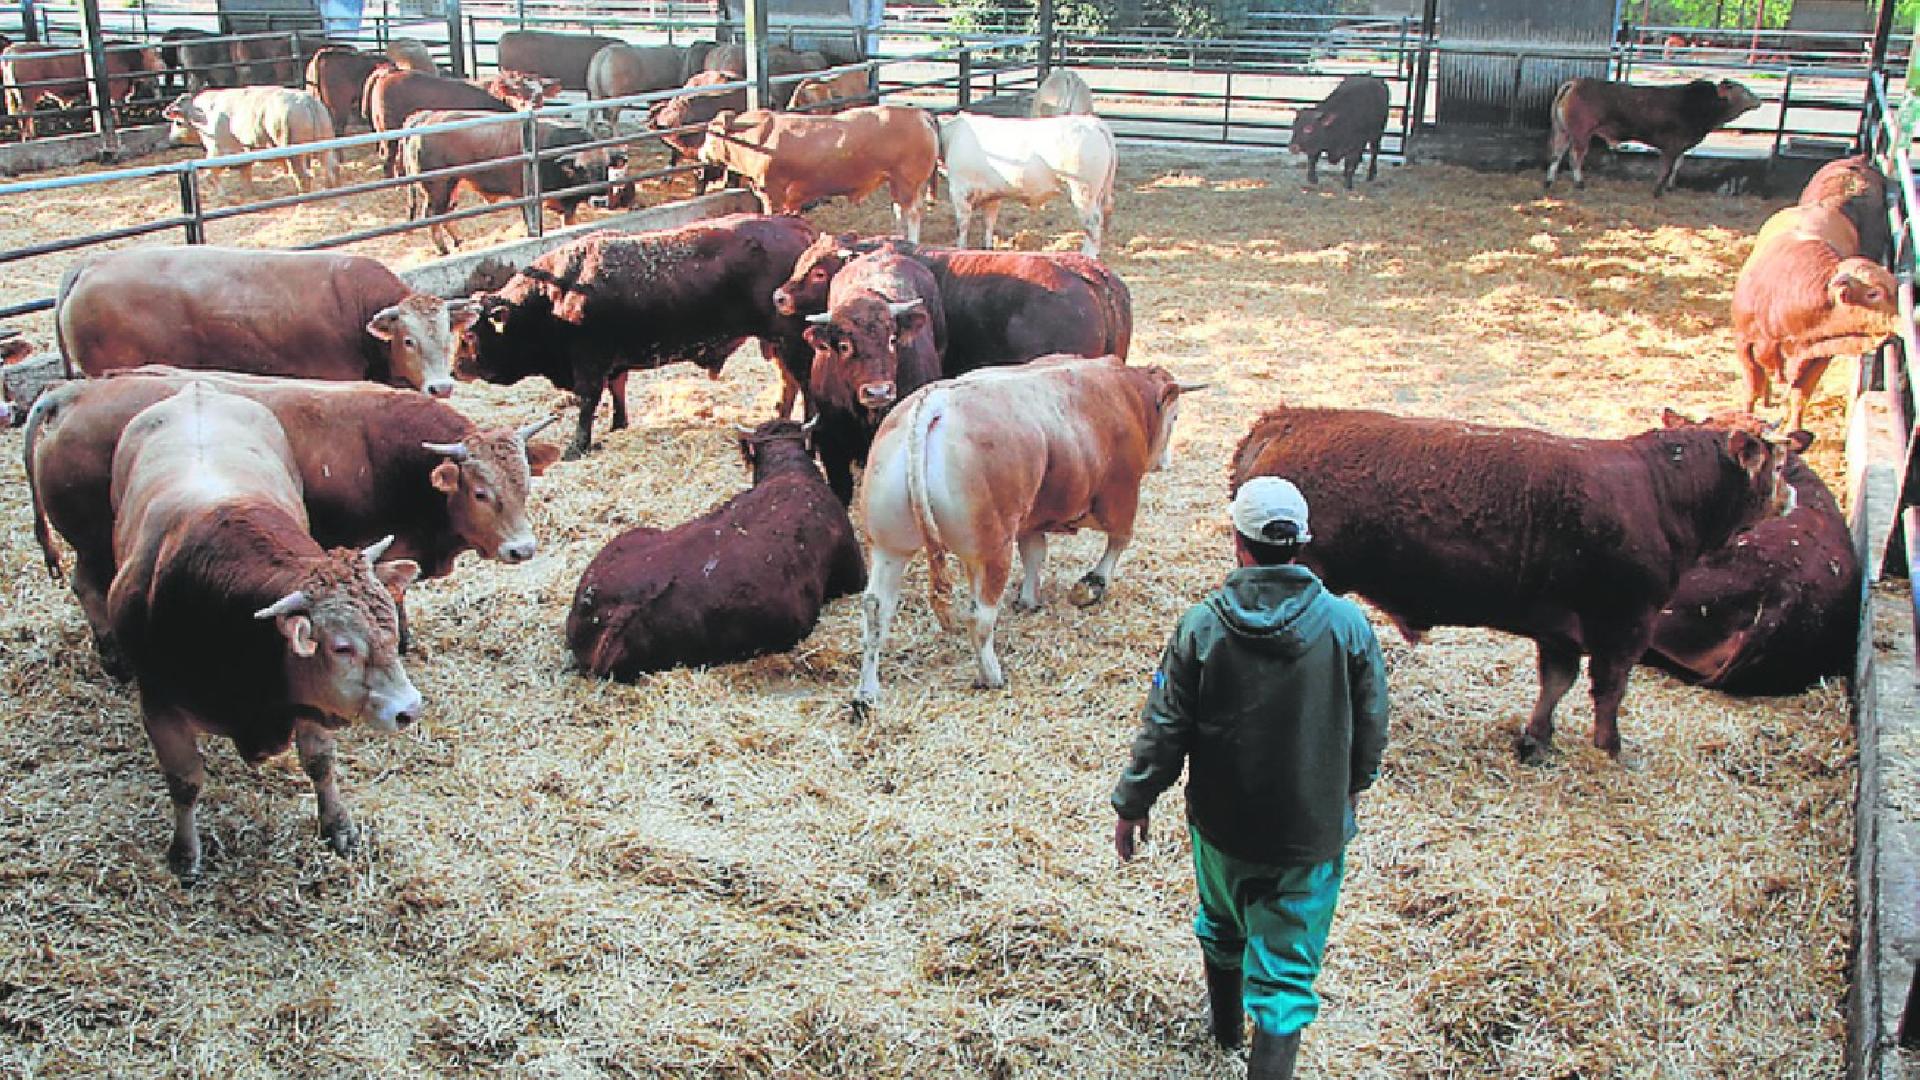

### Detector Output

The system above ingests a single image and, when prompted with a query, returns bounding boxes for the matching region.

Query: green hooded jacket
[1111,563,1389,866]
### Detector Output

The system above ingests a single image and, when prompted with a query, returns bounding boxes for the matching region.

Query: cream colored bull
[936,111,1117,256]
[165,86,341,197]
[854,355,1201,707]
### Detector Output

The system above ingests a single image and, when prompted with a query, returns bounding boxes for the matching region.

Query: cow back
[497,30,625,91]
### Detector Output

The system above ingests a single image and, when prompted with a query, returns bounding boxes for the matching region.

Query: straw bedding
[0,143,1854,1077]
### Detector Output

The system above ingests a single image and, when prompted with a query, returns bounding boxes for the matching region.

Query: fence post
[19,0,36,43]
[744,0,770,110]
[79,0,119,152]
[515,0,525,30]
[520,112,543,238]
[1406,0,1437,152]
[1505,53,1526,128]
[179,167,206,244]
[1769,68,1794,170]
[1222,51,1233,142]
[444,0,466,77]
[1036,0,1054,81]
[957,47,972,108]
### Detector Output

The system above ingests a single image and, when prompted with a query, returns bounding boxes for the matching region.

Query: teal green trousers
[1190,825,1345,1037]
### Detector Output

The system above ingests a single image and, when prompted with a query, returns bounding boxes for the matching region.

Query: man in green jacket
[1111,476,1388,1080]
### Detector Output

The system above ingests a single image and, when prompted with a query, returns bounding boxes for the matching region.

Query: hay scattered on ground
[0,146,1852,1077]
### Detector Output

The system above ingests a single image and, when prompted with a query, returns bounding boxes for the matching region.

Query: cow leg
[144,708,206,882]
[952,194,973,248]
[290,152,311,194]
[609,370,631,430]
[295,720,356,857]
[1738,342,1770,414]
[854,548,910,711]
[1342,151,1360,191]
[982,201,1003,251]
[1070,528,1130,607]
[1013,532,1047,612]
[1585,629,1652,758]
[1653,151,1681,197]
[236,162,257,200]
[72,555,132,680]
[965,554,1013,690]
[1517,639,1581,763]
[568,376,605,460]
[1545,128,1568,188]
[1306,150,1320,185]
[1568,139,1587,189]
[324,150,341,189]
[1786,356,1833,433]
[1367,134,1381,181]
[1067,181,1103,257]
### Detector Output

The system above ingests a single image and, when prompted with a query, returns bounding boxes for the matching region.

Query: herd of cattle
[0,55,1891,879]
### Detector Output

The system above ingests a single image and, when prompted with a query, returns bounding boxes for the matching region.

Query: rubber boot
[1203,958,1244,1049]
[1247,1028,1301,1080]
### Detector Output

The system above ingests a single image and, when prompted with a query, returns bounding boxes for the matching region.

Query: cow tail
[903,385,952,615]
[921,108,941,208]
[22,391,63,580]
[53,262,82,379]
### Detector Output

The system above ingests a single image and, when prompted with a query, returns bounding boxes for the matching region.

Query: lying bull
[567,419,865,677]
[700,105,938,240]
[937,112,1119,256]
[106,383,421,881]
[1734,203,1900,432]
[1647,409,1858,693]
[786,68,871,113]
[400,109,626,253]
[1291,74,1390,190]
[26,368,559,668]
[802,250,945,502]
[1,328,64,428]
[165,86,340,195]
[855,356,1199,706]
[58,245,475,397]
[1544,77,1761,196]
[461,213,817,459]
[1229,404,1795,760]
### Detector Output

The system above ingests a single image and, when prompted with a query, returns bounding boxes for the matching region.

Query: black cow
[1291,74,1390,189]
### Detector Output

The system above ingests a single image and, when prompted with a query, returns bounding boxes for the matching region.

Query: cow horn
[1174,381,1210,393]
[835,248,855,259]
[800,415,819,432]
[805,312,832,325]
[362,535,397,563]
[735,423,757,436]
[423,440,470,461]
[445,297,474,314]
[253,590,308,620]
[888,299,924,317]
[515,415,558,443]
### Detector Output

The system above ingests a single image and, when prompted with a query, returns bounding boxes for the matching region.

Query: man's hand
[1114,814,1149,862]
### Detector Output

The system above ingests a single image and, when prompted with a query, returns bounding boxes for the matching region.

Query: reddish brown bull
[305,45,383,134]
[1801,155,1890,264]
[3,41,161,139]
[647,70,746,167]
[107,383,422,881]
[1734,204,1900,432]
[26,368,559,672]
[1230,405,1795,760]
[567,419,865,677]
[460,213,818,459]
[701,105,938,239]
[1647,410,1858,692]
[484,69,564,109]
[1545,77,1761,195]
[802,250,945,502]
[362,66,512,176]
[1290,74,1390,190]
[400,109,625,253]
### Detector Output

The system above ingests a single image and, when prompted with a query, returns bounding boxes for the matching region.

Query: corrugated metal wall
[1437,0,1618,127]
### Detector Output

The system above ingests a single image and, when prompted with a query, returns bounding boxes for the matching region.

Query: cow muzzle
[498,536,537,564]
[367,677,422,733]
[425,379,456,399]
[859,381,896,409]
[773,288,797,316]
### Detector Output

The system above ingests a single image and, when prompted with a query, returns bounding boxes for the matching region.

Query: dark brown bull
[1647,410,1859,693]
[1290,74,1390,190]
[400,109,626,253]
[483,69,564,110]
[647,69,746,166]
[495,29,624,92]
[460,213,818,459]
[1544,77,1761,195]
[362,66,512,176]
[1230,405,1795,760]
[26,368,560,672]
[1800,155,1890,264]
[802,250,944,502]
[566,419,865,677]
[106,383,421,881]
[2,41,161,139]
[773,233,1132,417]
[305,45,383,133]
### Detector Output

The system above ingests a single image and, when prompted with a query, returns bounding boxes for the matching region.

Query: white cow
[165,86,341,197]
[936,111,1117,257]
[1029,67,1094,117]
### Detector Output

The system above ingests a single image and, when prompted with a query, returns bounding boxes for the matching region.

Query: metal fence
[1858,69,1920,616]
[0,34,1033,322]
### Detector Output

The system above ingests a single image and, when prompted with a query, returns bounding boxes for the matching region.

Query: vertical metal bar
[744,0,769,110]
[515,0,525,30]
[79,0,117,149]
[444,0,466,77]
[1221,55,1233,143]
[1505,53,1525,129]
[179,167,205,244]
[957,47,971,108]
[521,112,543,238]
[1396,16,1408,82]
[1036,0,1054,82]
[19,0,37,44]
[1407,0,1436,147]
[1770,68,1793,164]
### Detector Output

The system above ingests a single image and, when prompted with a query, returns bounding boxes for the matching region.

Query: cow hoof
[562,442,589,462]
[1574,179,1586,191]
[322,817,357,858]
[848,697,873,723]
[167,845,203,886]
[1514,732,1553,765]
[1011,596,1043,614]
[97,643,135,683]
[1068,575,1107,607]
[971,675,1006,690]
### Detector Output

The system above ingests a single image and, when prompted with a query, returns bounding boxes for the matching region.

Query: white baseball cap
[1231,476,1312,544]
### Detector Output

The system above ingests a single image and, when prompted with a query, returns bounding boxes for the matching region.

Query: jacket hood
[1207,564,1330,658]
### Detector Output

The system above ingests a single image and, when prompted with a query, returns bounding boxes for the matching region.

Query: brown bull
[700,104,938,239]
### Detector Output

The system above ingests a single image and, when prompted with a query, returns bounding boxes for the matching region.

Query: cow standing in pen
[1230,405,1795,760]
[305,45,384,134]
[58,246,475,397]
[855,356,1200,707]
[567,419,865,678]
[164,86,340,194]
[1290,75,1390,190]
[699,105,939,240]
[362,67,514,176]
[400,109,627,253]
[106,383,422,881]
[1799,155,1890,264]
[936,112,1118,255]
[1030,67,1094,116]
[1544,77,1761,195]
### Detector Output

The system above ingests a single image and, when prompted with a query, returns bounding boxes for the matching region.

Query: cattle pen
[0,2,1917,1078]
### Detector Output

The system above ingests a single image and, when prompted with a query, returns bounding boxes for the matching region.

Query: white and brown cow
[699,104,938,240]
[854,354,1199,706]
[107,382,421,880]
[165,85,341,195]
[936,112,1118,256]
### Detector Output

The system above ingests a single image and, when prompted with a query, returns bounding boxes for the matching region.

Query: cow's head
[454,293,526,384]
[1717,79,1761,117]
[554,144,624,192]
[774,233,859,317]
[163,92,204,143]
[255,537,421,732]
[735,417,817,483]
[422,416,561,565]
[1723,428,1797,523]
[590,148,638,210]
[1828,257,1900,321]
[1289,106,1328,153]
[1143,366,1207,471]
[366,294,475,398]
[1662,406,1814,456]
[804,296,928,415]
